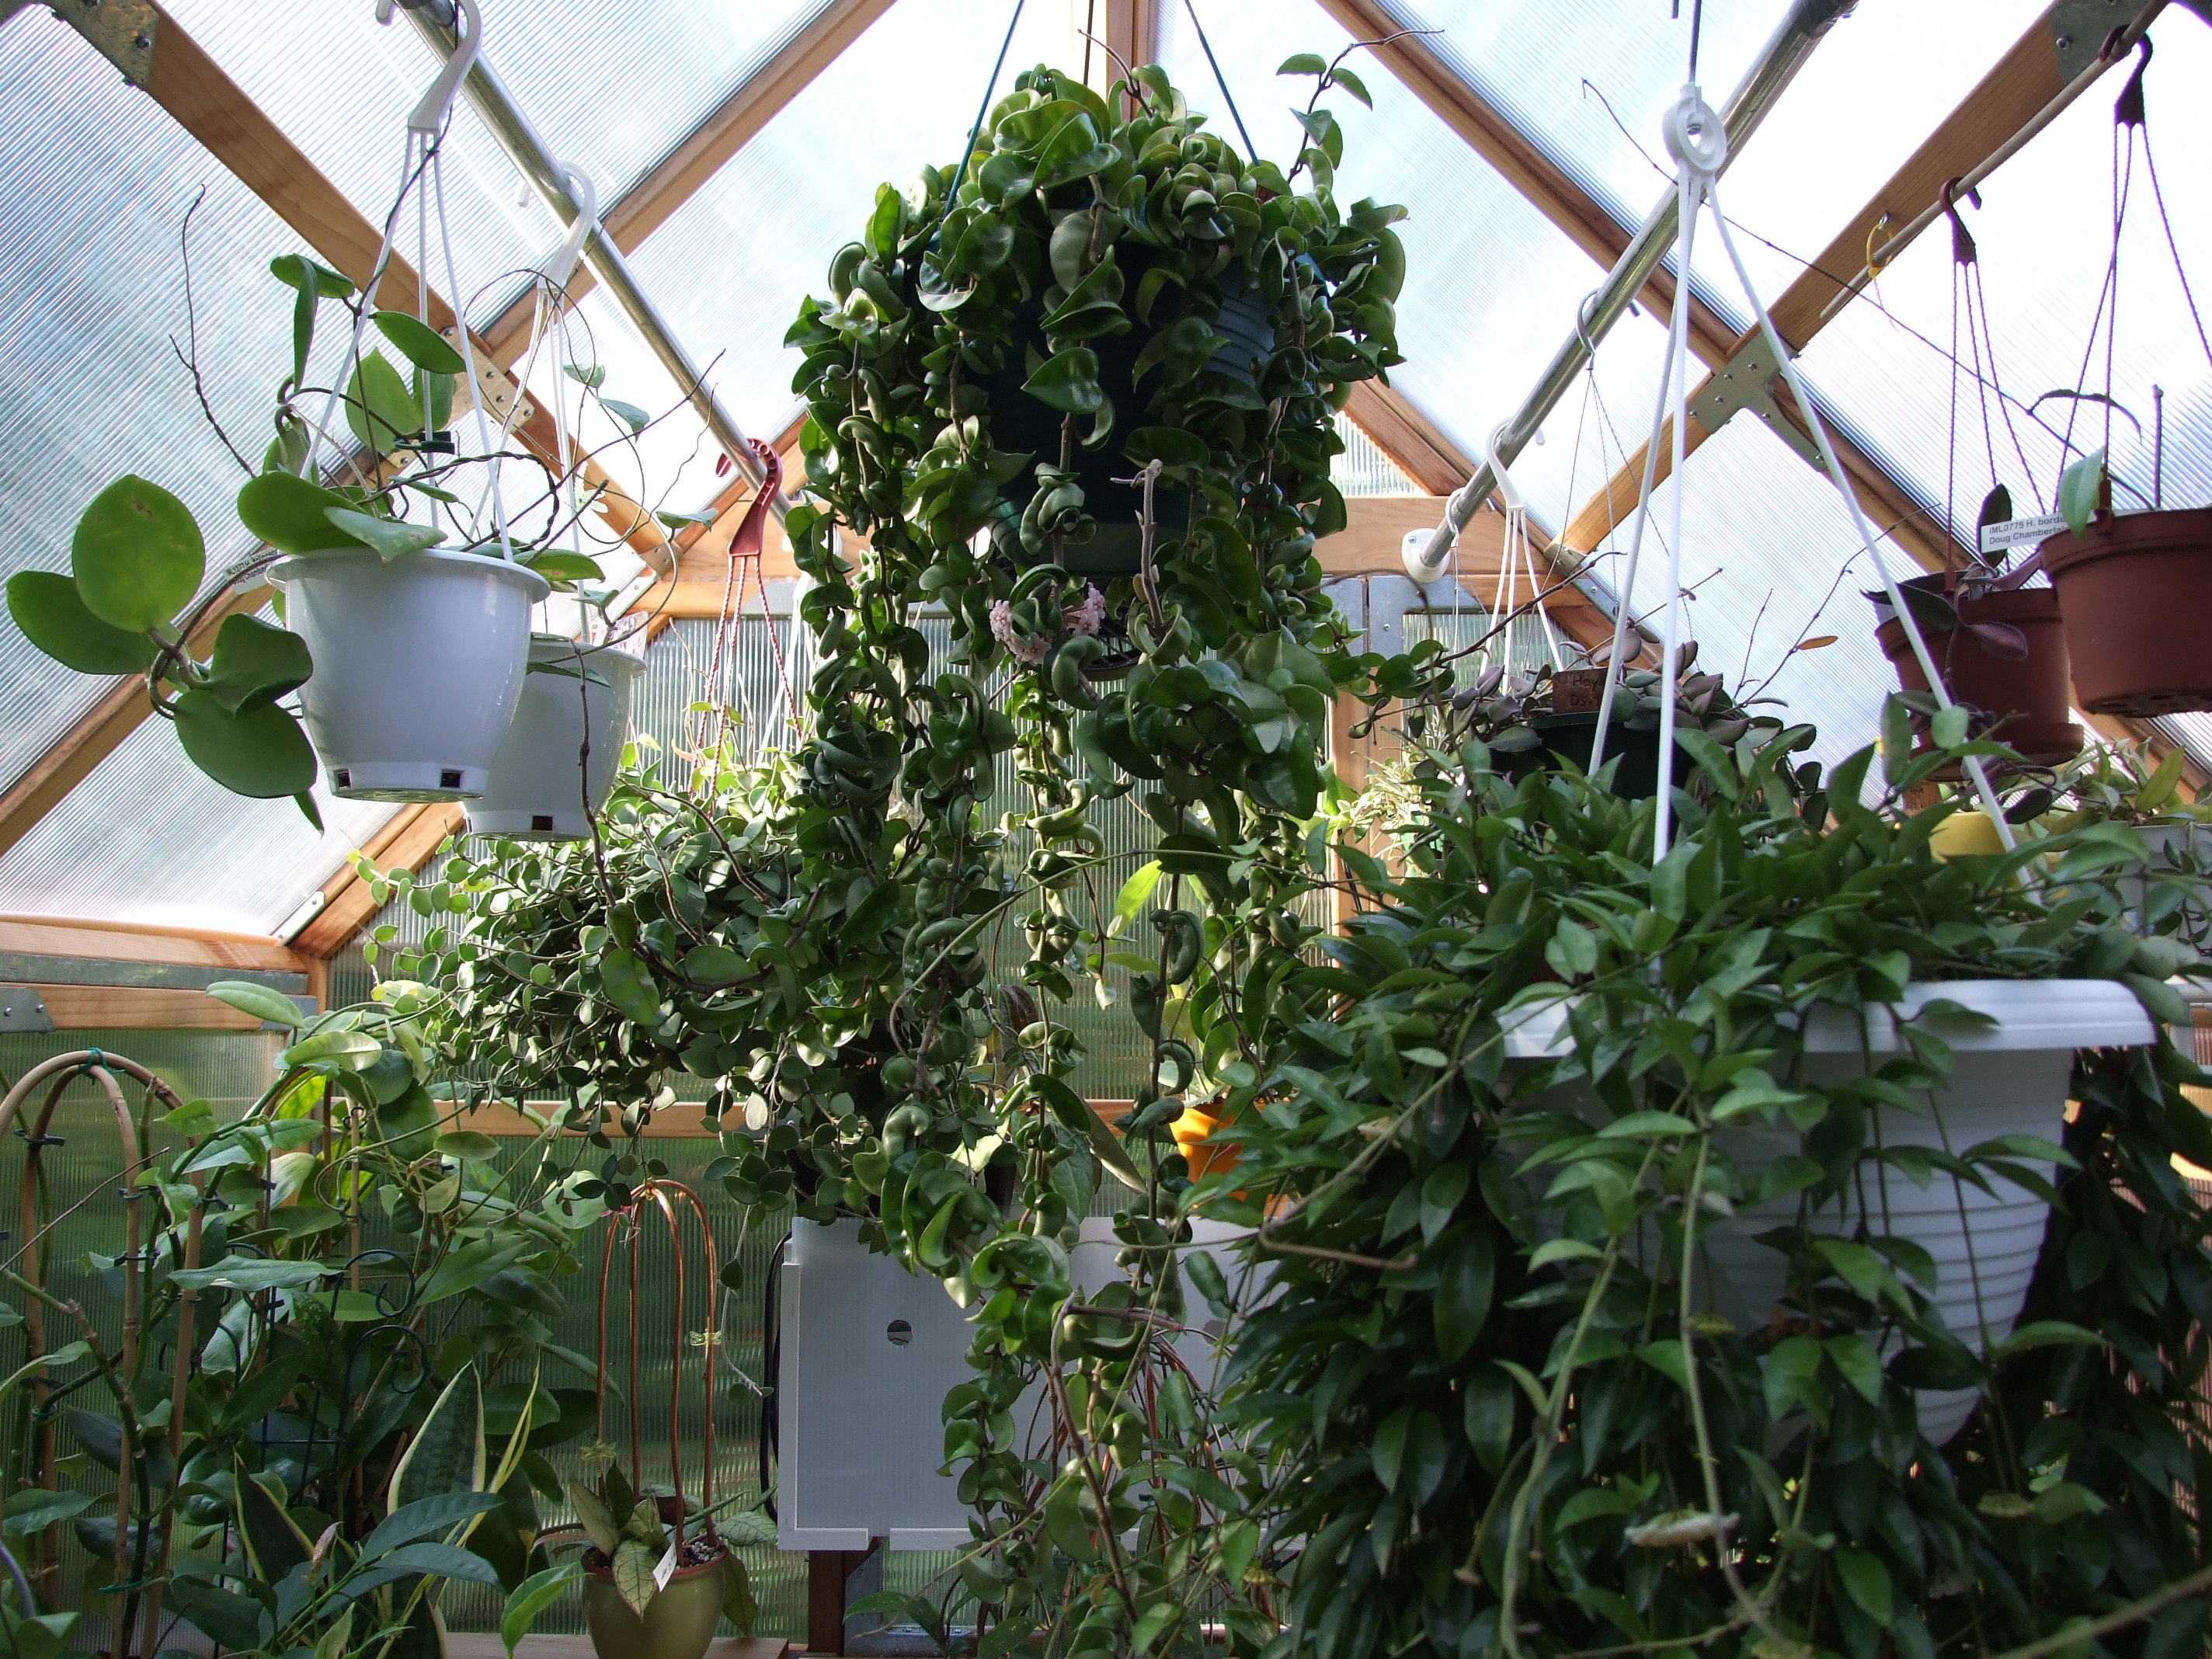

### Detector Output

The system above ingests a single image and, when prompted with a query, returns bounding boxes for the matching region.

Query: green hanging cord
[899,0,1028,262]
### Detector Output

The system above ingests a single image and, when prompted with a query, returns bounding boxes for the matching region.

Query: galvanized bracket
[0,988,54,1034]
[43,0,157,86]
[1686,336,1824,468]
[2048,0,2130,83]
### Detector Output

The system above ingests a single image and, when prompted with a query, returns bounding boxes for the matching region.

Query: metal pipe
[1417,0,1852,573]
[399,2,790,513]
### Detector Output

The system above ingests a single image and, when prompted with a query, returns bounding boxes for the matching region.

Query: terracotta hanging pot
[2038,506,2212,715]
[1872,577,2082,771]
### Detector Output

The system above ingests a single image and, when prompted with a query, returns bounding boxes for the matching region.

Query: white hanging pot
[465,635,646,841]
[1506,980,2152,1445]
[270,548,548,802]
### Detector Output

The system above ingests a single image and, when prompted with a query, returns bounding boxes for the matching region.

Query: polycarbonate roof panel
[0,11,308,786]
[1796,12,2212,547]
[0,696,395,935]
[615,0,1076,450]
[1600,414,1915,769]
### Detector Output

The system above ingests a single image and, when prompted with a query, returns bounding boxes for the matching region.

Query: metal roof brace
[395,0,790,517]
[1417,0,1852,577]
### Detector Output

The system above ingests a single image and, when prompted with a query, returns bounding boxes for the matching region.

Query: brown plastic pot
[2039,506,2212,715]
[583,1542,729,1659]
[1873,585,2082,770]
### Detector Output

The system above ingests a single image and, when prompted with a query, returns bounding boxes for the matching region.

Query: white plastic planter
[465,636,645,840]
[1507,979,2153,1445]
[270,548,548,802]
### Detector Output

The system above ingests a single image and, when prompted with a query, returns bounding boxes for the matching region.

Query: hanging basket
[465,636,646,840]
[1700,979,2150,1445]
[1872,579,2082,771]
[270,548,548,802]
[2039,506,2212,715]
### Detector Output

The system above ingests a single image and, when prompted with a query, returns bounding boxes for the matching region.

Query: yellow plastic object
[1929,809,2006,859]
[1170,1104,1239,1182]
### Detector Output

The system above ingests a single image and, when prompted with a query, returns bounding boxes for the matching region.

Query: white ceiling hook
[1486,423,1526,516]
[1663,83,1727,185]
[544,162,600,290]
[405,0,482,136]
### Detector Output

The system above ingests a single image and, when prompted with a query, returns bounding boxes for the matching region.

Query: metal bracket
[0,988,54,1034]
[43,0,157,85]
[2048,0,2129,83]
[441,326,537,430]
[1686,336,1824,468]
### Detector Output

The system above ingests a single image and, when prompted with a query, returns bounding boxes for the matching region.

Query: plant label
[1980,513,2067,555]
[654,1539,680,1591]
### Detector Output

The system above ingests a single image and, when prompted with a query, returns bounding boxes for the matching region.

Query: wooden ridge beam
[478,0,898,363]
[1313,0,1734,367]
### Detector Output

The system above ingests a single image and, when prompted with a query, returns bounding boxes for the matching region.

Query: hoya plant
[6,249,665,823]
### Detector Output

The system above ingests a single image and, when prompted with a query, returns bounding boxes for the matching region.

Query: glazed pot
[583,1542,729,1659]
[465,636,646,840]
[1506,980,2154,1445]
[1873,581,2082,770]
[270,548,548,801]
[2040,506,2212,715]
[981,256,1275,576]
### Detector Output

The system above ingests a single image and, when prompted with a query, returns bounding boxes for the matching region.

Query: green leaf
[1528,1238,1603,1270]
[172,690,317,799]
[612,1537,658,1615]
[564,362,607,390]
[373,311,466,374]
[598,947,664,1024]
[2030,1480,2106,1527]
[269,252,354,299]
[1432,1227,1494,1362]
[523,551,604,585]
[1277,52,1328,75]
[71,475,204,632]
[721,1554,758,1633]
[602,398,649,435]
[344,1540,503,1597]
[1330,65,1374,107]
[1834,1546,1893,1627]
[313,1609,355,1659]
[204,613,312,712]
[1109,861,1162,937]
[682,944,746,986]
[417,1238,530,1306]
[206,980,302,1027]
[1824,1332,1884,1404]
[2058,447,2106,537]
[1370,1406,1411,1489]
[1991,1320,2106,1358]
[503,1563,584,1657]
[1598,1111,1700,1139]
[171,1256,329,1292]
[0,1487,93,1539]
[7,571,156,674]
[1419,1163,1469,1243]
[391,1365,485,1512]
[346,351,423,453]
[325,507,445,562]
[280,1028,381,1069]
[237,1469,312,1581]
[1762,1335,1827,1424]
[1813,1236,1884,1301]
[237,471,374,553]
[0,1341,89,1400]
[656,509,716,530]
[362,1491,506,1561]
[1636,1339,1692,1391]
[1022,347,1105,415]
[434,1131,502,1163]
[567,1481,620,1556]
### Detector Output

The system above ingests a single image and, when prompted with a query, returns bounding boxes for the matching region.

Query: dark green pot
[1503,712,1685,802]
[583,1546,728,1659]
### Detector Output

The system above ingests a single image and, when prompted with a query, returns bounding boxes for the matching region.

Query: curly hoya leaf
[6,571,156,674]
[172,690,317,799]
[71,475,204,633]
[205,613,312,711]
[1021,347,1104,415]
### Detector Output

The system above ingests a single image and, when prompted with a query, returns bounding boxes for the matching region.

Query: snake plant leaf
[391,1364,485,1513]
[373,311,466,374]
[172,690,317,798]
[236,1469,313,1582]
[6,571,155,674]
[205,613,312,712]
[238,471,373,553]
[71,475,203,632]
[325,508,445,562]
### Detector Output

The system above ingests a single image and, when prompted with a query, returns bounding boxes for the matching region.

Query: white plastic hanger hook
[544,162,600,291]
[1662,83,1727,184]
[389,0,482,137]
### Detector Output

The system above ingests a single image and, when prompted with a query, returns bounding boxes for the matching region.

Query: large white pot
[270,548,548,802]
[1505,979,2153,1445]
[464,636,645,840]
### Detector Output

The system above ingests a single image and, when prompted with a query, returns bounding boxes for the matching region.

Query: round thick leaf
[372,311,466,374]
[323,508,444,562]
[7,571,155,674]
[237,471,371,553]
[346,352,423,454]
[206,613,313,711]
[269,253,354,299]
[172,690,317,798]
[71,475,203,632]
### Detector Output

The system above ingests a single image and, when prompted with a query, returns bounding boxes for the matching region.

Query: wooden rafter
[1312,0,1735,367]
[478,0,899,363]
[0,3,676,862]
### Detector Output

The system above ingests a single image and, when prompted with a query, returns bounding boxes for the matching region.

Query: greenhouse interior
[5,0,2212,1655]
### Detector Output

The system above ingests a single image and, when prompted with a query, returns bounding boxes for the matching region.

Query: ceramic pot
[270,548,548,802]
[583,1543,729,1659]
[1504,980,2153,1445]
[1873,582,2082,770]
[465,636,646,840]
[981,257,1275,576]
[2040,506,2212,715]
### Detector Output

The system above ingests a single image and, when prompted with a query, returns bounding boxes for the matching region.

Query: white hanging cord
[1485,427,1562,674]
[302,138,417,488]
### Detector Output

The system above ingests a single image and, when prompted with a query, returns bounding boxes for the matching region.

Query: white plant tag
[653,1539,680,1592]
[1979,513,2067,555]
